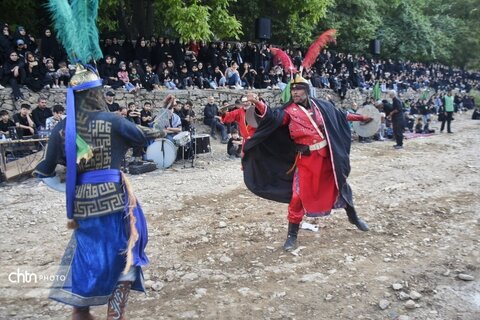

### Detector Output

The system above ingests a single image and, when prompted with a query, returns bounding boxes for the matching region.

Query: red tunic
[281,102,366,223]
[221,107,257,140]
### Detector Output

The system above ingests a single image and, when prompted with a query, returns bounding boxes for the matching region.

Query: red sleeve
[254,101,267,117]
[221,108,241,124]
[346,113,367,122]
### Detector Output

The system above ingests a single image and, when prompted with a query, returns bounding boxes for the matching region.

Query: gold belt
[309,140,328,151]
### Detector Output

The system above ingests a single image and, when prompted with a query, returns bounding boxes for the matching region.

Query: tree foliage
[0,0,478,69]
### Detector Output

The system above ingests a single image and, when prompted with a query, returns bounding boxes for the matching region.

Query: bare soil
[0,112,479,320]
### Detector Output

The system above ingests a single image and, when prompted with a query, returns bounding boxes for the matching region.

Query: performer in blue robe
[34,67,163,319]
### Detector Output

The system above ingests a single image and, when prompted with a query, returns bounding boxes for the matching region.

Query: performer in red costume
[243,75,371,251]
[220,95,261,146]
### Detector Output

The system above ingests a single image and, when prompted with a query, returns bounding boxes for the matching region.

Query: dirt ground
[0,111,479,320]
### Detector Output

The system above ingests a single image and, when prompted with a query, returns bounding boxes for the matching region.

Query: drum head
[352,104,381,137]
[173,131,191,146]
[146,139,178,168]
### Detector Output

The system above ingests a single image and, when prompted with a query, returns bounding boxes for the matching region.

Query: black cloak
[242,98,354,206]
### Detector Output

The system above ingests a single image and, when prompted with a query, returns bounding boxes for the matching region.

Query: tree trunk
[145,0,154,38]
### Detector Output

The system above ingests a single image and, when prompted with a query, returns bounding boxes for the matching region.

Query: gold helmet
[290,74,310,91]
[69,64,102,89]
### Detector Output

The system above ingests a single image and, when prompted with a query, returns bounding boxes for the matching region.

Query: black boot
[345,205,369,231]
[283,222,300,251]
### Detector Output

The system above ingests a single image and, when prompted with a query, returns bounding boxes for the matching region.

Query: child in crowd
[56,61,71,87]
[44,58,59,88]
[423,118,435,133]
[227,128,243,158]
[117,61,136,92]
[415,117,424,134]
[0,110,15,137]
[45,104,65,131]
[142,64,161,91]
[128,67,142,89]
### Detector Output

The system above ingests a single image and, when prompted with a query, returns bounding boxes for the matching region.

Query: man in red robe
[243,75,370,251]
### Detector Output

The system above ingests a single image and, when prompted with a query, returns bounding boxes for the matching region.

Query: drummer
[162,95,182,142]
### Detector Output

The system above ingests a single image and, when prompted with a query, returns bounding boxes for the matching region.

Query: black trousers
[392,119,404,146]
[440,112,453,133]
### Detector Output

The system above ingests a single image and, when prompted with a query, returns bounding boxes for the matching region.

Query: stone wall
[0,86,420,117]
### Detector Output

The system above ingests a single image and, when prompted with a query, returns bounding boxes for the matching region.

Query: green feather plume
[46,0,103,63]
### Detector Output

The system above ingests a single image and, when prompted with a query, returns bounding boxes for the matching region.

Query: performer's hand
[362,116,373,124]
[246,92,259,103]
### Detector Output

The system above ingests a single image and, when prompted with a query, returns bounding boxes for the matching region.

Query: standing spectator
[2,50,25,101]
[134,38,150,63]
[203,96,228,143]
[40,29,62,64]
[45,104,65,131]
[388,90,405,149]
[441,90,455,133]
[0,24,13,66]
[14,103,35,136]
[32,97,53,129]
[105,91,120,112]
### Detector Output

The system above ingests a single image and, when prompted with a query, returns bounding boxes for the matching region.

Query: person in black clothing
[179,100,196,132]
[126,102,141,125]
[2,50,25,101]
[227,128,242,158]
[105,91,120,112]
[203,96,228,143]
[388,90,405,149]
[31,97,53,128]
[472,107,480,120]
[24,52,47,92]
[40,29,63,65]
[99,55,123,89]
[13,104,35,137]
[0,110,15,137]
[0,24,13,66]
[140,101,154,127]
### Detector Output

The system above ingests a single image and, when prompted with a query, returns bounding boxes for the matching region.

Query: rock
[398,291,410,301]
[409,290,422,300]
[218,221,227,228]
[392,283,403,290]
[299,273,325,283]
[378,299,390,310]
[325,294,333,301]
[144,280,154,289]
[404,300,416,309]
[151,281,165,291]
[182,272,199,282]
[238,287,251,297]
[272,291,286,298]
[194,288,207,298]
[398,316,410,320]
[458,273,474,281]
[219,255,232,263]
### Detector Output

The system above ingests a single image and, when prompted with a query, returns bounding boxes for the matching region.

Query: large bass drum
[145,139,177,169]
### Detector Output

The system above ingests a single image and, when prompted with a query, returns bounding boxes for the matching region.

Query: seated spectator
[160,69,178,90]
[126,102,141,125]
[44,58,59,88]
[203,96,228,143]
[24,51,47,92]
[14,39,27,59]
[128,66,142,88]
[14,104,35,137]
[414,117,424,134]
[0,110,15,137]
[45,104,65,131]
[117,61,136,92]
[31,97,52,128]
[240,62,257,89]
[178,65,193,89]
[423,118,435,133]
[140,101,154,127]
[98,55,123,89]
[2,50,26,101]
[141,64,161,91]
[179,100,196,132]
[227,128,243,158]
[225,61,242,89]
[56,61,71,87]
[472,107,480,120]
[211,65,226,89]
[191,64,207,89]
[105,91,120,112]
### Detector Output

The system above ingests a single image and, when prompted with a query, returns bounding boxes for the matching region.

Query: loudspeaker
[255,18,271,40]
[371,39,381,55]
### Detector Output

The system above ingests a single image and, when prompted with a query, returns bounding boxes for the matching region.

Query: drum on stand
[146,139,177,169]
[193,134,211,154]
[173,131,191,147]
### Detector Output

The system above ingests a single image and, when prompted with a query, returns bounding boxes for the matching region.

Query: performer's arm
[246,93,267,117]
[347,113,372,122]
[221,108,240,124]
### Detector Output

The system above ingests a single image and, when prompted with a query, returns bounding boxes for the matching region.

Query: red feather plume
[270,47,297,74]
[301,29,337,70]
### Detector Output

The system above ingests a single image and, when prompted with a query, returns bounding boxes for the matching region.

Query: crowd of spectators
[1,21,479,103]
